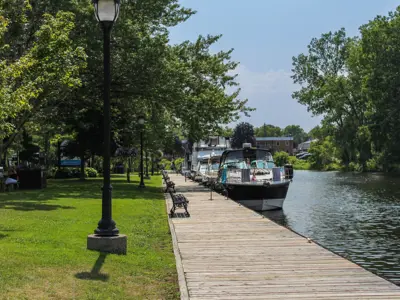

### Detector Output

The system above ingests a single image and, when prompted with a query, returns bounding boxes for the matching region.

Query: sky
[168,0,399,132]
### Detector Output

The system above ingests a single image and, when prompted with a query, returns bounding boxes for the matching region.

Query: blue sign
[61,160,81,166]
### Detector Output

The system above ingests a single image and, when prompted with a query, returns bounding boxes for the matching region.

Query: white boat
[217,143,294,211]
[190,137,230,181]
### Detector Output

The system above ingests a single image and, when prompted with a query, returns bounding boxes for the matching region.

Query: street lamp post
[88,0,126,255]
[138,116,145,188]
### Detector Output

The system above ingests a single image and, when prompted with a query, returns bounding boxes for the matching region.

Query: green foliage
[282,125,308,145]
[308,138,339,170]
[287,156,311,170]
[1,0,251,175]
[231,122,255,149]
[273,151,289,167]
[292,9,400,172]
[174,157,184,170]
[0,10,86,140]
[160,158,172,170]
[254,124,282,137]
[85,167,98,178]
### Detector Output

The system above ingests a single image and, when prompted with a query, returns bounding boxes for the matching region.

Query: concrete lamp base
[87,234,127,255]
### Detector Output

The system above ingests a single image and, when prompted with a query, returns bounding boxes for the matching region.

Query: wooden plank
[165,174,400,299]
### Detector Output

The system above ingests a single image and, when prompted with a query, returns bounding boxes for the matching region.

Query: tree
[282,125,308,145]
[254,124,282,137]
[1,0,253,172]
[0,10,86,160]
[231,122,255,149]
[308,137,339,170]
[292,28,368,167]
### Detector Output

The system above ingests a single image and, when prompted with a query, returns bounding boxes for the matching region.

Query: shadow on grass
[0,233,8,239]
[75,252,109,282]
[0,175,164,209]
[0,201,75,211]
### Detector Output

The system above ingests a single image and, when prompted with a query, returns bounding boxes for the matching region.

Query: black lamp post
[93,0,120,236]
[138,116,145,188]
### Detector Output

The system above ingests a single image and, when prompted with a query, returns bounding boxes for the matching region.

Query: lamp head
[93,0,120,23]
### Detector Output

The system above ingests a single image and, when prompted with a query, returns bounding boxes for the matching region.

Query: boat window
[222,150,273,170]
[211,163,219,170]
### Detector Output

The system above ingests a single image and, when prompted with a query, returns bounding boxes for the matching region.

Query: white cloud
[230,65,322,132]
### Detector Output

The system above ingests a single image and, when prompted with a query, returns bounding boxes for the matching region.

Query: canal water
[263,170,400,285]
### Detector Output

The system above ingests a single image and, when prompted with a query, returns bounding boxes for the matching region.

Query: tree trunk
[80,152,85,181]
[44,133,50,169]
[3,150,7,169]
[57,141,62,169]
[151,157,154,176]
[127,157,131,183]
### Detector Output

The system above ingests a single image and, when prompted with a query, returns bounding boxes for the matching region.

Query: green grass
[0,174,178,300]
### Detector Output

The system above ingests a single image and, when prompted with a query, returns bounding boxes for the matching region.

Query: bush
[347,162,362,172]
[287,156,311,170]
[174,158,184,170]
[160,158,172,170]
[273,151,289,167]
[85,167,98,178]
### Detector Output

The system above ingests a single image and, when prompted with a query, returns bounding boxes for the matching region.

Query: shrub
[273,151,289,167]
[174,158,185,170]
[292,159,311,170]
[347,162,362,172]
[85,167,98,178]
[160,158,172,170]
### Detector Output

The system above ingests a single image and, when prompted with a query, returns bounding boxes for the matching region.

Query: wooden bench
[169,191,190,217]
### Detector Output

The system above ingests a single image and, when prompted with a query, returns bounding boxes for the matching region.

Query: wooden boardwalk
[165,174,400,300]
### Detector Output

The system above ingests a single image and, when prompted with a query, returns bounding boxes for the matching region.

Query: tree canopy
[231,122,255,149]
[0,0,252,170]
[292,6,400,171]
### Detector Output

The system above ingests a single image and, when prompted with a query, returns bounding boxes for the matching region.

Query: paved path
[165,174,400,300]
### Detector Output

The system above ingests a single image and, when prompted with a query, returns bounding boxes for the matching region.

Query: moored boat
[217,143,293,211]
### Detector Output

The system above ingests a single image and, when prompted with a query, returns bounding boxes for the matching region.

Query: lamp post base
[87,234,127,255]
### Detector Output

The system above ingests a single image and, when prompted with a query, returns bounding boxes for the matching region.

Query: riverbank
[0,175,179,299]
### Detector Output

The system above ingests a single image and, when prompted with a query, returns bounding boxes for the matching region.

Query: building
[297,139,318,153]
[255,137,294,155]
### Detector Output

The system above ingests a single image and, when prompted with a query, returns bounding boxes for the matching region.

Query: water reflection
[263,170,400,285]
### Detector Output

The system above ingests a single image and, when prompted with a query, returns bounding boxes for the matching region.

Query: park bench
[169,190,190,217]
[164,180,175,193]
[162,171,176,193]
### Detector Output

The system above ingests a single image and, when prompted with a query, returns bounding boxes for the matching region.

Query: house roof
[255,137,294,141]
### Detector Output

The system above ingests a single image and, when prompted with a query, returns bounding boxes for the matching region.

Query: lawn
[0,174,178,300]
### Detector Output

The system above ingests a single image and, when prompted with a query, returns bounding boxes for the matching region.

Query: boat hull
[225,181,290,211]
